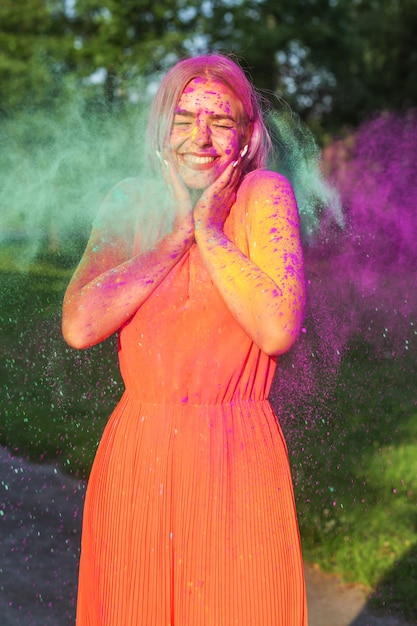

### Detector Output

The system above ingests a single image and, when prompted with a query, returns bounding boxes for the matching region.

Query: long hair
[146,54,272,174]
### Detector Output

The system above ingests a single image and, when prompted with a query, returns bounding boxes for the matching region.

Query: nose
[191,120,211,146]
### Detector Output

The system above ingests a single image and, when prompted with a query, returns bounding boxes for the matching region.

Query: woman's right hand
[158,151,195,233]
[62,178,194,350]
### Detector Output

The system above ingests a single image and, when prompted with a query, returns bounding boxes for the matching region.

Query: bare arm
[62,180,194,349]
[194,168,305,356]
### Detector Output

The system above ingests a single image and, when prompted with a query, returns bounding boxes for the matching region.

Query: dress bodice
[117,175,277,405]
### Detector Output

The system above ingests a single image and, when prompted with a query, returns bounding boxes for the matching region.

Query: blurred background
[0,1,416,624]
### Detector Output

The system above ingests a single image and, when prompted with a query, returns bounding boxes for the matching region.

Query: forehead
[176,78,242,118]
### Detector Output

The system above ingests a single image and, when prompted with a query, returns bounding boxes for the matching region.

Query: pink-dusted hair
[146,53,272,174]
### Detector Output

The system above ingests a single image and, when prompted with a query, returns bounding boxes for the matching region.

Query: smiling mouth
[181,154,218,166]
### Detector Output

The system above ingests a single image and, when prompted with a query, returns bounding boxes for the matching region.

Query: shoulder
[93,177,141,229]
[103,177,142,209]
[236,169,297,224]
[238,168,295,203]
[235,168,301,246]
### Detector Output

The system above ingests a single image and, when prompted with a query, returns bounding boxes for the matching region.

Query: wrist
[194,222,226,247]
[168,219,195,250]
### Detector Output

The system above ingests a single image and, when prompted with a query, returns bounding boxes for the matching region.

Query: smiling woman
[169,78,250,190]
[62,53,307,626]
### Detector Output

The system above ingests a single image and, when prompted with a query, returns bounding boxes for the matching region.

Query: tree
[198,0,417,132]
[1,1,416,132]
[0,0,76,113]
[69,0,202,107]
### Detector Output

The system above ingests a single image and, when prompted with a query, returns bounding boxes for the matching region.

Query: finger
[156,150,173,191]
[209,159,240,192]
[162,151,194,216]
[161,151,183,195]
[219,160,243,193]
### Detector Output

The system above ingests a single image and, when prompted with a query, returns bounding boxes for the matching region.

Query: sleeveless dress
[76,174,307,625]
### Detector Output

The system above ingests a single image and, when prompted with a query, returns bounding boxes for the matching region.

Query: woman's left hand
[193,159,243,233]
[193,169,306,357]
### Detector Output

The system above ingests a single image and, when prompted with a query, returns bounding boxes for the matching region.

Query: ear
[241,122,253,148]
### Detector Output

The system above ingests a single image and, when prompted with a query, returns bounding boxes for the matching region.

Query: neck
[189,188,204,207]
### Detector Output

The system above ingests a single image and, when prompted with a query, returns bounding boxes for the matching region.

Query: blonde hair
[146,53,272,174]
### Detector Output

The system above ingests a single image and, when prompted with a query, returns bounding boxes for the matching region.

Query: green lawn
[0,243,122,478]
[1,245,416,622]
[281,341,417,620]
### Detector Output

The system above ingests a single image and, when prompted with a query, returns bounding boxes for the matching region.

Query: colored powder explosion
[271,110,417,421]
[1,91,416,623]
[319,111,416,350]
[0,90,152,266]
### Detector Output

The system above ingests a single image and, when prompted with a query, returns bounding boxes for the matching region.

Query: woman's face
[169,78,249,190]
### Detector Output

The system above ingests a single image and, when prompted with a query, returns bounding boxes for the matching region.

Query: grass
[277,339,417,621]
[1,244,416,621]
[0,242,123,479]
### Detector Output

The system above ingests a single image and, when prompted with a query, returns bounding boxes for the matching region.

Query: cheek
[222,132,240,157]
[218,132,240,158]
[169,132,184,151]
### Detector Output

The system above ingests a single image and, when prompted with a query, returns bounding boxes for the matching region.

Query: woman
[63,53,307,625]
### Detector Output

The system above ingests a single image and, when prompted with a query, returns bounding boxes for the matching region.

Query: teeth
[183,155,216,164]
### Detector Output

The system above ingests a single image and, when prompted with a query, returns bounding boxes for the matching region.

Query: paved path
[0,446,412,625]
[305,564,411,626]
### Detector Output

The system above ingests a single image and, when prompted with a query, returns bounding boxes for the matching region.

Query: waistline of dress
[121,390,271,409]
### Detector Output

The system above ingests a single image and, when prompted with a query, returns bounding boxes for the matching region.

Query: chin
[181,168,223,190]
[181,174,216,190]
[186,180,211,190]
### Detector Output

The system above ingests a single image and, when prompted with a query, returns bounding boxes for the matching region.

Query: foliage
[0,0,75,112]
[70,0,202,101]
[202,0,417,131]
[1,1,416,132]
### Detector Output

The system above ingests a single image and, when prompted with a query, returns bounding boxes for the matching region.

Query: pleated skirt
[76,392,307,625]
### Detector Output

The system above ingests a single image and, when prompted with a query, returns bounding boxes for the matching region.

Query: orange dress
[76,176,307,625]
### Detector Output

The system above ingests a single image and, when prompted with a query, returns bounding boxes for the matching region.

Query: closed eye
[173,114,194,126]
